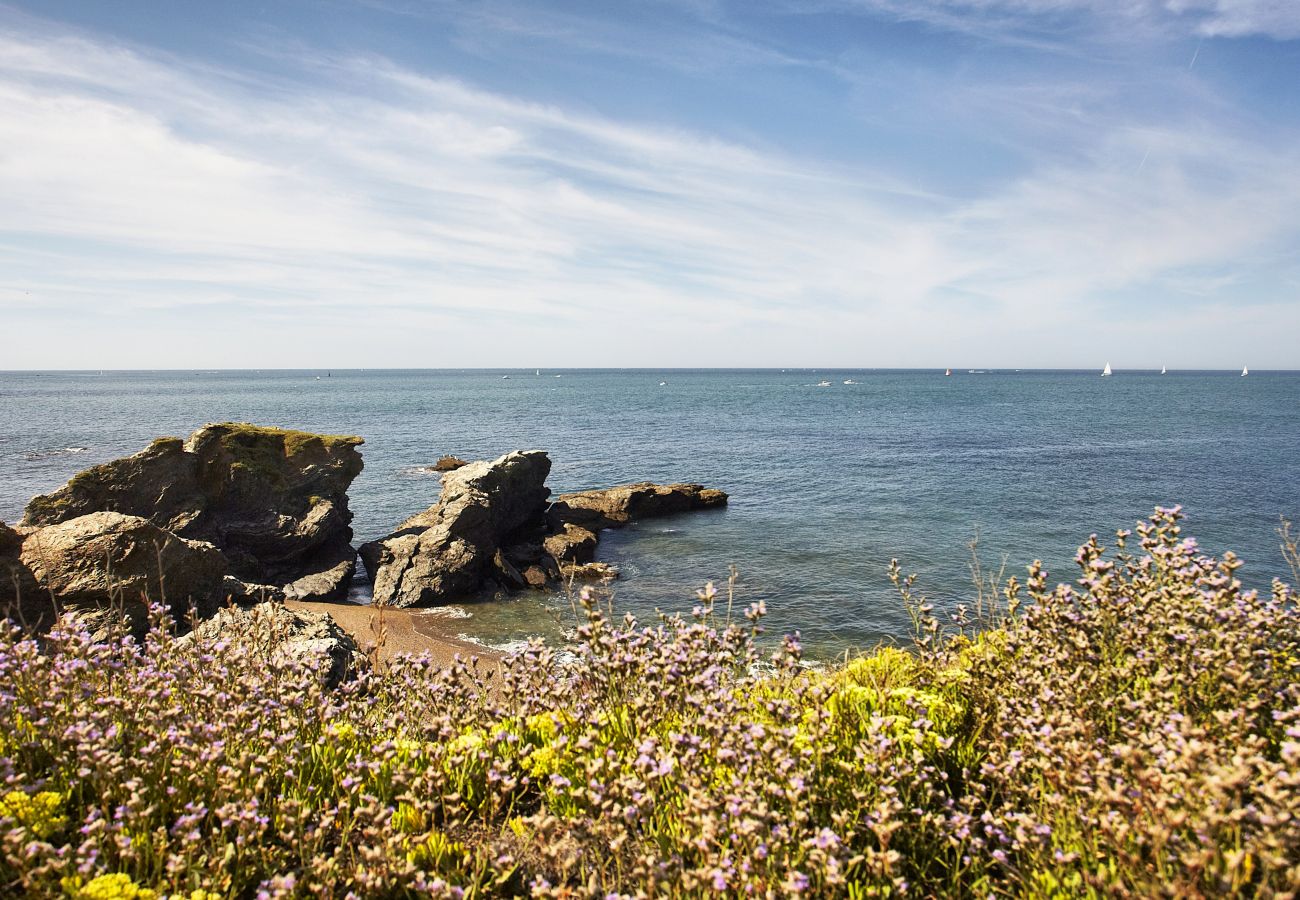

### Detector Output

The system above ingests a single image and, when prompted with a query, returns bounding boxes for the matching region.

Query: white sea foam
[419,606,471,620]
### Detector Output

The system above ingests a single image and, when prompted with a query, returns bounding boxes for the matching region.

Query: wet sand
[286,599,504,670]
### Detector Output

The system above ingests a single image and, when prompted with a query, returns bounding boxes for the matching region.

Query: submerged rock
[361,450,551,607]
[21,423,364,588]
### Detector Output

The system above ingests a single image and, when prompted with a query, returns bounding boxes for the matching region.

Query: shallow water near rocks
[2,368,1298,659]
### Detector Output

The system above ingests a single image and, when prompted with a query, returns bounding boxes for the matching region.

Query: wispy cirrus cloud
[821,0,1300,40]
[0,11,1297,368]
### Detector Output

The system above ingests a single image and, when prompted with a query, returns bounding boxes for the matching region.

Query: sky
[1,0,1298,369]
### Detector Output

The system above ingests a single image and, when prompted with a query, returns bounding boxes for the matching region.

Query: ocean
[2,368,1297,658]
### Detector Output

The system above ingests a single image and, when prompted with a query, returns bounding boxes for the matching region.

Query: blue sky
[2,0,1298,368]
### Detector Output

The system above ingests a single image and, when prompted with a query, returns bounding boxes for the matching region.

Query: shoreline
[286,598,505,670]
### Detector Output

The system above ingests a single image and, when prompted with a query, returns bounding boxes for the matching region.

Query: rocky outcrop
[182,602,366,688]
[362,455,727,604]
[559,561,619,583]
[543,522,599,563]
[549,483,728,531]
[15,512,228,635]
[360,450,551,607]
[21,423,364,588]
[282,540,358,603]
[433,456,469,472]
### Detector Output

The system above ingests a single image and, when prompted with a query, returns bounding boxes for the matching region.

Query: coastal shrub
[0,507,1297,897]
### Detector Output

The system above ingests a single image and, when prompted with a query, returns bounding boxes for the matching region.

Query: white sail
[1161,365,1166,375]
[1102,362,1112,376]
[1242,365,1249,376]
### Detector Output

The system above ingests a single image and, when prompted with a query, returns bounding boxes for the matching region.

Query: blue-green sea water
[2,369,1297,658]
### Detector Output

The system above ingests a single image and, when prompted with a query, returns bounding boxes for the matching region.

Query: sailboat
[1160,365,1166,375]
[1101,362,1112,377]
[1242,365,1249,377]
[944,368,952,376]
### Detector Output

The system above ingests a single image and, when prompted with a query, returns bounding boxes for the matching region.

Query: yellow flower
[0,789,68,840]
[449,729,484,755]
[524,712,560,742]
[62,873,158,900]
[525,744,559,777]
[391,802,426,834]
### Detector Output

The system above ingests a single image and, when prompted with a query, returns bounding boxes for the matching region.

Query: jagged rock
[21,423,364,587]
[522,565,550,588]
[560,561,619,583]
[491,549,527,589]
[182,602,366,688]
[16,512,228,635]
[222,575,286,605]
[361,450,551,607]
[433,455,469,472]
[543,523,599,563]
[549,483,728,532]
[281,539,357,603]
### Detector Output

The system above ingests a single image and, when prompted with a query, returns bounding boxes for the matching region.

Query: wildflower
[62,873,158,900]
[0,790,68,839]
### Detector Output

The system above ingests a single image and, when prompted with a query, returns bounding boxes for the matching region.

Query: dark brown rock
[21,423,364,587]
[559,561,619,583]
[433,455,469,472]
[0,521,40,621]
[543,523,599,563]
[491,549,527,589]
[522,565,550,588]
[361,450,551,607]
[549,482,727,531]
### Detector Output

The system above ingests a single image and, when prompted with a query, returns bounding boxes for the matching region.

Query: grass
[0,507,1296,897]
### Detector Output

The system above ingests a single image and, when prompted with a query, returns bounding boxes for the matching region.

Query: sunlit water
[2,369,1297,658]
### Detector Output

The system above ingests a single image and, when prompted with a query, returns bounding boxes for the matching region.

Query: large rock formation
[362,454,729,602]
[549,483,728,531]
[13,512,228,635]
[360,450,551,607]
[22,423,364,600]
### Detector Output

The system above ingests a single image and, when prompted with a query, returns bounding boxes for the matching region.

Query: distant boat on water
[1242,365,1249,376]
[1161,365,1167,375]
[1102,362,1112,377]
[816,380,832,387]
[945,368,952,376]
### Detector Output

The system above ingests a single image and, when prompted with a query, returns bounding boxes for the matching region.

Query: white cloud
[825,0,1300,40]
[0,20,1297,368]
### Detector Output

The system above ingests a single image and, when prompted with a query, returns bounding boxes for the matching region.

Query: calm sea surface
[2,369,1297,658]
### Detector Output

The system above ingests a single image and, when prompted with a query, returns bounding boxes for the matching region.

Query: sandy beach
[286,599,504,670]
